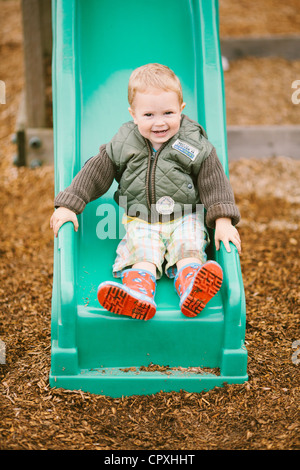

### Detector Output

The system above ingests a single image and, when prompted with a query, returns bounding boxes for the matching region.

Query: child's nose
[154,116,166,126]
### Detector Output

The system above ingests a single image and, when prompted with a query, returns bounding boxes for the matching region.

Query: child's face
[129,87,186,151]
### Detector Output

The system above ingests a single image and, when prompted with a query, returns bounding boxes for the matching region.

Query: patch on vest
[156,196,175,215]
[172,139,199,161]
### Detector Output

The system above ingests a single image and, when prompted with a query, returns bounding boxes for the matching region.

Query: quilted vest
[105,115,214,221]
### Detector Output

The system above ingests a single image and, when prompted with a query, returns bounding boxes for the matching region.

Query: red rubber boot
[97,269,156,320]
[174,261,223,317]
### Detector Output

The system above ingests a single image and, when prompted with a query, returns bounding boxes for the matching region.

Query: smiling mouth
[152,129,168,136]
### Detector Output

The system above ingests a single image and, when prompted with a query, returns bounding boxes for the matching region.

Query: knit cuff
[54,191,86,214]
[205,202,241,229]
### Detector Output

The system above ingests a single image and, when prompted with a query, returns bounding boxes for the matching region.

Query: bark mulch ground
[0,0,299,451]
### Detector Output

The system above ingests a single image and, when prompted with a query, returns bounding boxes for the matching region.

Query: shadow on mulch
[0,162,299,450]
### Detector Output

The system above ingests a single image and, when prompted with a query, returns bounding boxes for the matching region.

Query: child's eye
[144,113,153,117]
[165,111,173,115]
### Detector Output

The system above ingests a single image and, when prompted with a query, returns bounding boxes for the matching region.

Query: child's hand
[50,207,79,238]
[214,217,241,254]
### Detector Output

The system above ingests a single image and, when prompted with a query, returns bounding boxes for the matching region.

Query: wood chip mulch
[219,0,300,37]
[0,0,299,451]
[1,155,298,451]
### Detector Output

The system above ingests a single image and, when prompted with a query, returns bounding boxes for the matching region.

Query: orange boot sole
[181,261,223,317]
[97,282,156,320]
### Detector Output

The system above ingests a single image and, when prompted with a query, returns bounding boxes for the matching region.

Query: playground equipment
[49,0,248,397]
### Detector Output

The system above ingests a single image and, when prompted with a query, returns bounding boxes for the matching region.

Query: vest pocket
[184,173,198,203]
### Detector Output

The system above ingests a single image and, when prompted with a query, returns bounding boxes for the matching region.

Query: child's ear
[181,102,186,112]
[128,107,135,120]
[128,107,138,125]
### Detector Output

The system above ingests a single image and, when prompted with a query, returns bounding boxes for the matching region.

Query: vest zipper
[145,140,153,210]
[148,150,156,204]
[145,139,170,211]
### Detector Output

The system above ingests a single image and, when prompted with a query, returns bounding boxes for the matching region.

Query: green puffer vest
[105,115,214,220]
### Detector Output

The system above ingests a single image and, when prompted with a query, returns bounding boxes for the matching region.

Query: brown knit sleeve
[197,148,240,228]
[54,144,115,214]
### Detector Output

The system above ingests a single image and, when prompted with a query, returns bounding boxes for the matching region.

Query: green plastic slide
[49,0,248,396]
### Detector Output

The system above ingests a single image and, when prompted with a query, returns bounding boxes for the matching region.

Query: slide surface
[50,0,247,396]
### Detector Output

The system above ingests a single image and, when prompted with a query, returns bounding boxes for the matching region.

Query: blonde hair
[128,63,183,107]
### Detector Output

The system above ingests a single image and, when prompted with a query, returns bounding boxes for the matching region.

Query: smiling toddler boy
[50,63,241,320]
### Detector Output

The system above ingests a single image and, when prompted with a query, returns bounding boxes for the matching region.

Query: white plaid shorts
[113,212,209,279]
